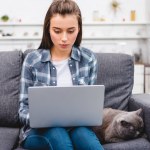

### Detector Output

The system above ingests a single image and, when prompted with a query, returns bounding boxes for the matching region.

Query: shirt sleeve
[18,55,34,126]
[89,53,98,85]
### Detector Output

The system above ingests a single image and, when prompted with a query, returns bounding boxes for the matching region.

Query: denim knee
[23,127,73,150]
[44,127,73,150]
[23,135,52,150]
[70,127,104,150]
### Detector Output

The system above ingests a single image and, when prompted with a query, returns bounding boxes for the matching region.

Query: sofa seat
[103,138,150,150]
[0,127,19,150]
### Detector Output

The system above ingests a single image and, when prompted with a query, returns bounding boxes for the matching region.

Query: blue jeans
[22,127,104,150]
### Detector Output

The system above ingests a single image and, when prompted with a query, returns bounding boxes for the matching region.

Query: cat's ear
[135,108,142,116]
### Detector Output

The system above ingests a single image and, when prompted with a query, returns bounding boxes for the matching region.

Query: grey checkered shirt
[18,46,97,142]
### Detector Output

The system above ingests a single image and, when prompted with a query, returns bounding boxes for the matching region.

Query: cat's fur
[92,108,144,144]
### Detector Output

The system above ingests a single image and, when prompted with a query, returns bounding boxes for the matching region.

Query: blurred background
[0,0,150,94]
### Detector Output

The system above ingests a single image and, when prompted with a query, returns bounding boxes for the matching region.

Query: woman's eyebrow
[68,27,76,30]
[52,27,76,29]
[52,27,61,29]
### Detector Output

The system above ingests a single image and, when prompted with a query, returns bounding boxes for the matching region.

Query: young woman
[19,0,104,149]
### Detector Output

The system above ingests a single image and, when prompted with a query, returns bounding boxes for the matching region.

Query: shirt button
[70,64,72,67]
[53,67,55,70]
[53,81,55,84]
[73,78,75,80]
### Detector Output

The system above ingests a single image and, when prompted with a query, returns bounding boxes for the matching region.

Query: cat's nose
[136,131,140,136]
[130,126,134,130]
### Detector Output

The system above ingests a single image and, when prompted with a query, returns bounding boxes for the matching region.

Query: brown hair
[38,0,82,49]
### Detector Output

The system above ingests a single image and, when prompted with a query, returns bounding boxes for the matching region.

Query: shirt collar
[70,46,81,61]
[41,49,51,62]
[41,46,81,63]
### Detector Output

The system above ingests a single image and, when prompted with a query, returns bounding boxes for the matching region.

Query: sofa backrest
[0,50,23,127]
[23,50,134,111]
[0,50,134,127]
[95,53,134,110]
[23,50,134,110]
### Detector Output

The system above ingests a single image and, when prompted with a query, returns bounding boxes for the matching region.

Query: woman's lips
[60,44,69,48]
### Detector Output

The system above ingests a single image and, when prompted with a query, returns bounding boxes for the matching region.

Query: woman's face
[50,14,79,53]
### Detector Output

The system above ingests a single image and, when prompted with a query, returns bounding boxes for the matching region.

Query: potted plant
[1,15,9,22]
[111,0,121,14]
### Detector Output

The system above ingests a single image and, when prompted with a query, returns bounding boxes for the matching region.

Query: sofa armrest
[128,94,150,141]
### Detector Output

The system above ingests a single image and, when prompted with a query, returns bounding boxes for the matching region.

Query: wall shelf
[83,22,150,26]
[0,23,149,40]
[0,22,43,26]
[0,21,149,26]
[83,37,149,40]
[0,22,149,65]
[0,37,41,40]
[0,36,149,41]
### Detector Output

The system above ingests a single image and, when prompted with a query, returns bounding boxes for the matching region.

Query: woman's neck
[50,48,71,61]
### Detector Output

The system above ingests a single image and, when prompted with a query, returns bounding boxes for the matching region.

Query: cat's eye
[121,121,131,127]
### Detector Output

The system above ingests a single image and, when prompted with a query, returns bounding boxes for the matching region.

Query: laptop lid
[28,85,105,128]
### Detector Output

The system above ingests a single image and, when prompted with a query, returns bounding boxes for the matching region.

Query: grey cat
[92,108,144,144]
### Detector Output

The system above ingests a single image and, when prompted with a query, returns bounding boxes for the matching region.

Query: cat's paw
[141,133,148,139]
[107,138,125,143]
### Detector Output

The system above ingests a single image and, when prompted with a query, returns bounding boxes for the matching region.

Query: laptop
[28,85,105,128]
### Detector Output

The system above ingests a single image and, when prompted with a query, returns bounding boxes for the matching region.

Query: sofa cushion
[0,51,23,127]
[14,148,28,150]
[0,127,20,150]
[103,138,150,150]
[95,53,134,110]
[129,94,150,141]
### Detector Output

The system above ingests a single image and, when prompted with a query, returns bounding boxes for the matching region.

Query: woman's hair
[38,0,82,49]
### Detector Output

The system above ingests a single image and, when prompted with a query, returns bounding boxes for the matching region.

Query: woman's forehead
[50,14,78,28]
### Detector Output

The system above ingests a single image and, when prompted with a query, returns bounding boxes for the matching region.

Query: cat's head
[115,108,144,140]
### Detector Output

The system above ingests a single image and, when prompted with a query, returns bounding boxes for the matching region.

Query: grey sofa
[0,50,150,150]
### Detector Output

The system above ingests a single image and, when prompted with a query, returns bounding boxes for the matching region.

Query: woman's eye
[54,30,61,34]
[68,30,74,34]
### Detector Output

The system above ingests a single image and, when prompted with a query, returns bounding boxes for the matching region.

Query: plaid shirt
[19,46,97,142]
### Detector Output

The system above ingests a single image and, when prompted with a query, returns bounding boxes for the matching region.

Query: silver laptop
[28,85,105,128]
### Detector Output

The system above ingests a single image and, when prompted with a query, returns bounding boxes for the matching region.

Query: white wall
[145,0,150,63]
[0,0,149,93]
[0,0,50,23]
[0,0,148,23]
[0,0,149,63]
[76,0,147,22]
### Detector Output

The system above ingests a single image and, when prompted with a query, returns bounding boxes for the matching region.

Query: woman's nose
[61,32,68,41]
